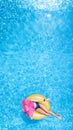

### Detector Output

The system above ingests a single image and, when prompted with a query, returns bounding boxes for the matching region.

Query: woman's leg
[39,104,61,119]
[36,108,51,116]
[39,104,50,113]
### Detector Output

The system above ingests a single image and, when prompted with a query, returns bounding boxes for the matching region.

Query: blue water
[0,0,73,130]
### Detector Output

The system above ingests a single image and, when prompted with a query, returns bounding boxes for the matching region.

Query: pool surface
[0,0,73,130]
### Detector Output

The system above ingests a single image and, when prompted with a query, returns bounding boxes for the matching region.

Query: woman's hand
[43,98,50,102]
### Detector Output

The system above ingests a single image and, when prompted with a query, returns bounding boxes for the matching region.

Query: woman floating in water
[22,95,61,120]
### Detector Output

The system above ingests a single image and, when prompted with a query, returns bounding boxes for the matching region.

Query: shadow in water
[21,112,41,124]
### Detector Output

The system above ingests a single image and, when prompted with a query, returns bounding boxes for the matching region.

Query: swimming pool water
[0,0,73,130]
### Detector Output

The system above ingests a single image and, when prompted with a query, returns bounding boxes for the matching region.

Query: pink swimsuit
[22,99,35,117]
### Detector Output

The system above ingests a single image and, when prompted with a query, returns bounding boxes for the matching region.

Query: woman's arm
[30,98,50,102]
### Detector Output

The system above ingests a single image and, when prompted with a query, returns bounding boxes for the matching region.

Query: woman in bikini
[22,98,61,120]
